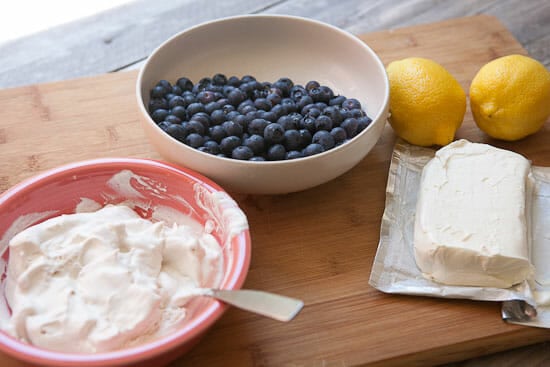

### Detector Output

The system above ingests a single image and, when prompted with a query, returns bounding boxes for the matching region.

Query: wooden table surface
[0,1,549,366]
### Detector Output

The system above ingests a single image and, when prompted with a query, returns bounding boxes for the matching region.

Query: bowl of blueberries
[137,14,389,194]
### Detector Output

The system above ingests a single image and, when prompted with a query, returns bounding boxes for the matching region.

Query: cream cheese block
[413,140,533,288]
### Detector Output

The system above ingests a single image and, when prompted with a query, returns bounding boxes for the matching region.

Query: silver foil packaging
[369,140,550,328]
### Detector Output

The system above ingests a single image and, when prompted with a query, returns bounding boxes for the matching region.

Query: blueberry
[329,95,346,106]
[222,120,243,137]
[322,106,344,125]
[205,101,221,115]
[165,93,176,102]
[305,80,320,91]
[301,103,317,116]
[157,79,172,91]
[182,94,197,107]
[151,109,169,123]
[348,108,365,118]
[219,136,241,155]
[245,110,258,123]
[149,98,168,112]
[185,133,205,148]
[306,107,321,118]
[200,140,220,155]
[238,101,256,115]
[286,150,303,160]
[191,112,211,125]
[267,93,282,106]
[222,85,236,96]
[315,115,333,131]
[164,115,182,124]
[168,96,186,109]
[249,81,263,91]
[239,82,254,98]
[232,146,254,160]
[274,77,294,97]
[341,117,359,138]
[150,85,166,98]
[267,144,286,161]
[157,121,171,131]
[339,108,350,120]
[165,124,189,142]
[222,104,236,114]
[217,98,229,106]
[227,76,241,87]
[228,89,247,106]
[312,130,335,151]
[197,91,217,104]
[243,134,265,155]
[270,104,285,118]
[299,129,312,147]
[300,116,316,132]
[296,95,314,112]
[262,111,279,123]
[269,87,283,97]
[342,98,362,110]
[176,77,193,92]
[309,87,324,102]
[264,123,285,144]
[283,129,301,151]
[212,73,227,86]
[250,156,266,161]
[357,116,372,132]
[277,115,297,130]
[241,75,256,83]
[248,118,269,135]
[281,98,297,113]
[209,125,227,143]
[330,127,347,144]
[315,102,328,111]
[252,89,269,100]
[210,110,226,125]
[188,120,205,135]
[171,85,183,96]
[226,110,240,122]
[171,105,188,120]
[233,114,250,130]
[186,102,205,117]
[318,86,334,102]
[303,143,324,156]
[290,85,308,101]
[254,98,272,111]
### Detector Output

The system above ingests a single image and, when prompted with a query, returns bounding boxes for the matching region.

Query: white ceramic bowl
[137,14,389,194]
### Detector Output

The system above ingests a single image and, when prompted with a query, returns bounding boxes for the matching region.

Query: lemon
[386,57,466,146]
[470,54,550,141]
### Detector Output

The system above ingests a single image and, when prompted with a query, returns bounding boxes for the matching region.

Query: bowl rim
[136,13,390,166]
[0,157,251,366]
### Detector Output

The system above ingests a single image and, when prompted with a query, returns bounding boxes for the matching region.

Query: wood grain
[0,15,549,367]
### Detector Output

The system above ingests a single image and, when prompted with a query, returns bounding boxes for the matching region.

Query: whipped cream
[2,204,224,353]
[414,140,534,288]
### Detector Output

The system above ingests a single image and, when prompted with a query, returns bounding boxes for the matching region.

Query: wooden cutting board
[1,15,549,367]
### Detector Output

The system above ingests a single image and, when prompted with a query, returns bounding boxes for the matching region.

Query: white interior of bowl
[139,14,387,124]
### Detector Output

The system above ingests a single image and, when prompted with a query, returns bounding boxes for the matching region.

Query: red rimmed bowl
[0,158,251,366]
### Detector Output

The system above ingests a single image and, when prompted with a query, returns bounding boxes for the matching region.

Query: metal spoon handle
[208,289,304,322]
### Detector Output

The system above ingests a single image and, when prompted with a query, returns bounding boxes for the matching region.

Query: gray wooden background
[0,0,549,88]
[0,0,549,366]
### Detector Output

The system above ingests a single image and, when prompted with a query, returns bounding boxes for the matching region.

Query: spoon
[199,289,304,322]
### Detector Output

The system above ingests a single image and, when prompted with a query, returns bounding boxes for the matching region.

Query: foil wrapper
[369,140,550,328]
